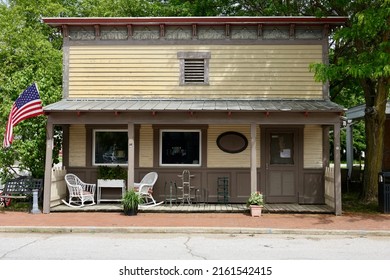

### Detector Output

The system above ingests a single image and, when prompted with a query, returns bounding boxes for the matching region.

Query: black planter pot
[123,206,138,216]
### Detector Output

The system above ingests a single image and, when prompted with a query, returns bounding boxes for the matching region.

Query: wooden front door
[265,128,299,203]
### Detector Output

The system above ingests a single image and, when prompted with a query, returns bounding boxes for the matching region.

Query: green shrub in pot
[121,189,144,216]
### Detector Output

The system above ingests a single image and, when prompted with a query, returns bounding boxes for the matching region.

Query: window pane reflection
[161,130,200,165]
[270,133,294,165]
[94,131,128,165]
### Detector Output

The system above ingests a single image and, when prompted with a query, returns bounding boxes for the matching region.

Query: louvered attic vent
[178,51,210,85]
[184,59,205,83]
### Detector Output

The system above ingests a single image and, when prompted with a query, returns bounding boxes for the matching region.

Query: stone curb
[1,226,390,236]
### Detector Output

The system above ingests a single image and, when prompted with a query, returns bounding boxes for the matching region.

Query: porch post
[250,123,257,193]
[333,122,342,215]
[127,122,135,191]
[43,120,54,214]
[346,121,353,178]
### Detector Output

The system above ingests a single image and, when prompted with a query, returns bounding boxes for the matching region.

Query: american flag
[3,83,44,148]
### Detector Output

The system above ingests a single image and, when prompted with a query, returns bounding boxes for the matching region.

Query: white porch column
[250,123,257,193]
[334,122,342,215]
[43,120,54,214]
[127,122,135,191]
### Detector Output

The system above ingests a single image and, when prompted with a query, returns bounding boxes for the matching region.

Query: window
[93,130,128,165]
[160,130,201,166]
[270,133,294,165]
[178,52,210,85]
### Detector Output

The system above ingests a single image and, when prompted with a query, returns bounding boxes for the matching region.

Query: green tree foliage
[155,0,230,16]
[311,0,390,202]
[0,0,64,180]
[60,0,160,17]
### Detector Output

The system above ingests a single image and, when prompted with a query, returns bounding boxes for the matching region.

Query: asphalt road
[1,232,389,260]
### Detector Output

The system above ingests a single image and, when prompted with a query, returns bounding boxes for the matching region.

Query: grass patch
[1,201,31,212]
[342,192,379,214]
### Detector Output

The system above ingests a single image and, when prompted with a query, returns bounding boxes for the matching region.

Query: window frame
[178,51,210,85]
[92,129,128,166]
[159,129,202,167]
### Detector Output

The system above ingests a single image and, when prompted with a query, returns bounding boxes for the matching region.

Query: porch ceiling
[44,98,344,113]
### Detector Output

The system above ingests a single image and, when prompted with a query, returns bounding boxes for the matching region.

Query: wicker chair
[63,174,96,207]
[134,172,163,207]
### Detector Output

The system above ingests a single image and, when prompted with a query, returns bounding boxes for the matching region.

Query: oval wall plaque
[216,131,248,154]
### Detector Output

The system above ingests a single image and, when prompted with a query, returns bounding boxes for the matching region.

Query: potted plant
[97,165,127,203]
[247,191,264,217]
[122,189,144,216]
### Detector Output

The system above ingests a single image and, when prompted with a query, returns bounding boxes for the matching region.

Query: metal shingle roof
[44,98,344,113]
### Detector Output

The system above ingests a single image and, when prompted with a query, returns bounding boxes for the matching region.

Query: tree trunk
[362,78,388,203]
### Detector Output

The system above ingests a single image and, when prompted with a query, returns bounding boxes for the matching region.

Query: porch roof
[44,98,344,113]
[346,100,390,120]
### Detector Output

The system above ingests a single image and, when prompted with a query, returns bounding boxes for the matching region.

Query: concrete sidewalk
[1,210,390,236]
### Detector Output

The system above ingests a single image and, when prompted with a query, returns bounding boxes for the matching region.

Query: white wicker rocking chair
[134,172,163,208]
[62,173,96,207]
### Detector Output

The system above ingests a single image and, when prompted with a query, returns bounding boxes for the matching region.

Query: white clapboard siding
[68,44,323,99]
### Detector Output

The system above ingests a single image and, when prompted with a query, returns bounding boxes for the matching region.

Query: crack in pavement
[0,234,52,260]
[184,237,207,260]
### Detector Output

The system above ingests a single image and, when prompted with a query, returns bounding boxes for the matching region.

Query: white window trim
[159,129,202,167]
[92,129,128,166]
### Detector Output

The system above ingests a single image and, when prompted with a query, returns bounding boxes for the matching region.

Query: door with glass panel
[265,128,299,203]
